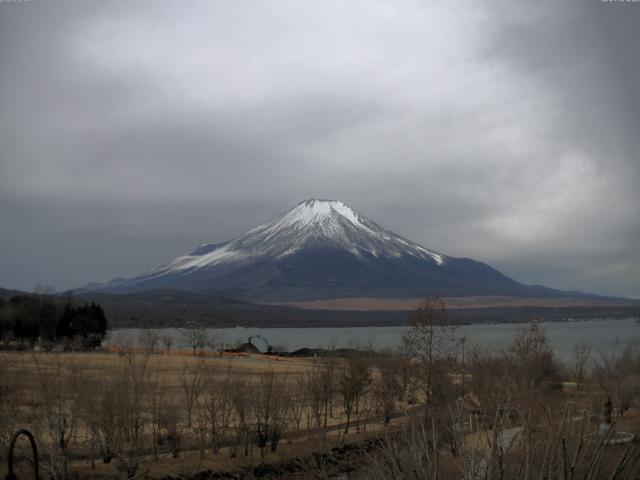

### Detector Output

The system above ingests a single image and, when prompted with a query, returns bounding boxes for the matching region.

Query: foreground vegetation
[1,298,639,479]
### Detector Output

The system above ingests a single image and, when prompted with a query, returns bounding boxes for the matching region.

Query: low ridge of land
[272,295,639,311]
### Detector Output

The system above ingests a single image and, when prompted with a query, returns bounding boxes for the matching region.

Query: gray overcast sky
[1,0,638,297]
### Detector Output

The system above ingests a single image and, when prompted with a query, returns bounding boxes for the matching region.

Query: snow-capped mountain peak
[138,199,445,281]
[93,199,534,300]
[253,199,361,228]
[245,199,377,240]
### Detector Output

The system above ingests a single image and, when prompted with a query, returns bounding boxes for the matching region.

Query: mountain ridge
[89,199,603,301]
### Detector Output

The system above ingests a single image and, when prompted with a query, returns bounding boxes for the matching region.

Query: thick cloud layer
[1,0,638,297]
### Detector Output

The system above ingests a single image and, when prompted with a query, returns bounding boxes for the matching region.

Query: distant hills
[2,287,636,329]
[85,199,610,302]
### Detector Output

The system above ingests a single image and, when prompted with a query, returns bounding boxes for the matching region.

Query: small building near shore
[225,342,261,354]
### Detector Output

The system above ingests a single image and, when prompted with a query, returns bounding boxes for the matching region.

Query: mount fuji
[94,199,575,301]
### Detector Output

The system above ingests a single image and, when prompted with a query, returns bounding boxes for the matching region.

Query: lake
[106,317,639,362]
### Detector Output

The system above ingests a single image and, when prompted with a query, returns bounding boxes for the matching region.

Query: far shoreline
[108,314,639,331]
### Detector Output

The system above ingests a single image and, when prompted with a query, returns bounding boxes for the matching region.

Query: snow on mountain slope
[149,199,444,276]
[98,199,534,300]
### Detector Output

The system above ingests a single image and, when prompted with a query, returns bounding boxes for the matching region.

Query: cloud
[0,0,638,296]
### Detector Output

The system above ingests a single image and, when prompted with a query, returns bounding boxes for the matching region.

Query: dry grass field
[2,318,640,479]
[0,349,411,479]
[273,295,638,311]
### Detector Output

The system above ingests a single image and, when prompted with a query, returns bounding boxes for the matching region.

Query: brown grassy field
[0,349,409,479]
[272,295,638,311]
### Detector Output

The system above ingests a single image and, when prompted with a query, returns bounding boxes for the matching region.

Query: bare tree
[289,376,308,435]
[230,376,251,458]
[179,361,204,429]
[112,351,152,479]
[571,340,592,384]
[161,334,173,355]
[337,354,371,433]
[202,361,235,453]
[147,368,169,460]
[305,359,336,436]
[251,370,290,460]
[31,355,84,480]
[466,344,512,415]
[0,353,20,463]
[79,370,119,467]
[374,353,402,425]
[139,329,160,354]
[506,322,557,388]
[206,330,225,356]
[181,324,209,356]
[401,296,457,419]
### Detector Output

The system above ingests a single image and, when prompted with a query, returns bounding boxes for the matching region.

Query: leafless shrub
[367,413,444,480]
[31,355,84,480]
[366,400,640,480]
[592,340,640,416]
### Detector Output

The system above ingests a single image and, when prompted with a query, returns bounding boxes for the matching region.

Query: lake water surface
[107,317,639,362]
